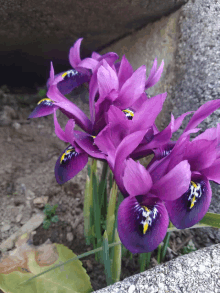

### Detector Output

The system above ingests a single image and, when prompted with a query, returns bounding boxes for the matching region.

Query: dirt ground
[0,86,219,292]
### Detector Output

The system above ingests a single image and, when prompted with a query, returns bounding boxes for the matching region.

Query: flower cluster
[29,38,220,253]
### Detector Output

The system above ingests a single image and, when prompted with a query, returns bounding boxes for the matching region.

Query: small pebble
[12,122,21,130]
[176,237,182,244]
[128,284,136,293]
[1,224,11,232]
[16,214,23,223]
[26,189,35,200]
[66,232,74,242]
[33,196,49,208]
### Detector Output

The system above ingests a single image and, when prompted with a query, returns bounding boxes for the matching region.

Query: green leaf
[92,172,102,243]
[139,252,151,272]
[43,219,51,230]
[98,162,108,220]
[38,89,47,97]
[111,229,121,283]
[161,232,171,261]
[106,181,117,243]
[51,215,59,223]
[198,212,220,228]
[102,231,113,286]
[157,244,162,264]
[51,204,58,215]
[22,240,122,285]
[83,175,93,243]
[0,234,93,293]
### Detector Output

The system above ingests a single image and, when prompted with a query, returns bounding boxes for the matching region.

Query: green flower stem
[161,232,171,261]
[157,244,162,264]
[84,175,92,244]
[146,252,151,269]
[103,231,113,285]
[106,181,117,243]
[111,229,121,283]
[99,161,109,223]
[139,252,151,272]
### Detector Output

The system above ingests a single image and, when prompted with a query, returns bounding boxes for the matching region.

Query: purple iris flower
[93,92,167,171]
[53,109,106,184]
[53,110,88,184]
[69,58,165,157]
[29,38,119,124]
[147,99,220,229]
[92,58,147,134]
[113,131,191,253]
[145,58,164,90]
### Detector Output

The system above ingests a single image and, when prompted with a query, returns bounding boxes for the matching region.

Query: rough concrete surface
[94,244,220,293]
[0,0,188,87]
[100,9,180,129]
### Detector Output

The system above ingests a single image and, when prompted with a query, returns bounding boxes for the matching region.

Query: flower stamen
[188,180,202,209]
[60,146,78,164]
[61,69,78,79]
[139,205,158,235]
[122,109,134,120]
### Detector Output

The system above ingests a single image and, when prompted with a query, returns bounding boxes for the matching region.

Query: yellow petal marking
[190,195,196,209]
[61,71,68,78]
[122,109,134,117]
[60,149,72,164]
[191,181,197,188]
[37,98,53,105]
[143,222,149,234]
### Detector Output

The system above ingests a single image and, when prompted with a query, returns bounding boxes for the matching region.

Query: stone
[94,244,220,293]
[26,189,35,200]
[12,122,21,130]
[66,232,74,242]
[1,224,11,232]
[0,106,17,126]
[33,196,49,208]
[0,213,44,252]
[16,214,23,223]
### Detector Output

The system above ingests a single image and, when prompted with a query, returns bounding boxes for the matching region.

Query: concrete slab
[94,243,220,293]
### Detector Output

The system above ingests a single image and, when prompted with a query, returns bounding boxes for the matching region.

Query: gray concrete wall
[94,243,220,293]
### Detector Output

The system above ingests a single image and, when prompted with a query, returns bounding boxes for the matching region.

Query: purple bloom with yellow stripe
[113,131,191,253]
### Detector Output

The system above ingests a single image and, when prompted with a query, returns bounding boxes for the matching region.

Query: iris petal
[74,131,106,160]
[55,145,88,184]
[117,196,169,253]
[123,158,152,197]
[69,38,83,68]
[145,59,164,89]
[28,99,56,119]
[57,69,89,95]
[117,65,146,109]
[184,99,220,132]
[151,160,191,200]
[165,173,212,229]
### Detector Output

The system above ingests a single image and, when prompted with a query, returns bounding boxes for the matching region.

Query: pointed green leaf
[102,231,113,286]
[106,182,117,243]
[83,175,93,242]
[199,212,220,228]
[111,229,121,283]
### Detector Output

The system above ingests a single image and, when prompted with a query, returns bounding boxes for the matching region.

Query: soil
[0,85,219,292]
